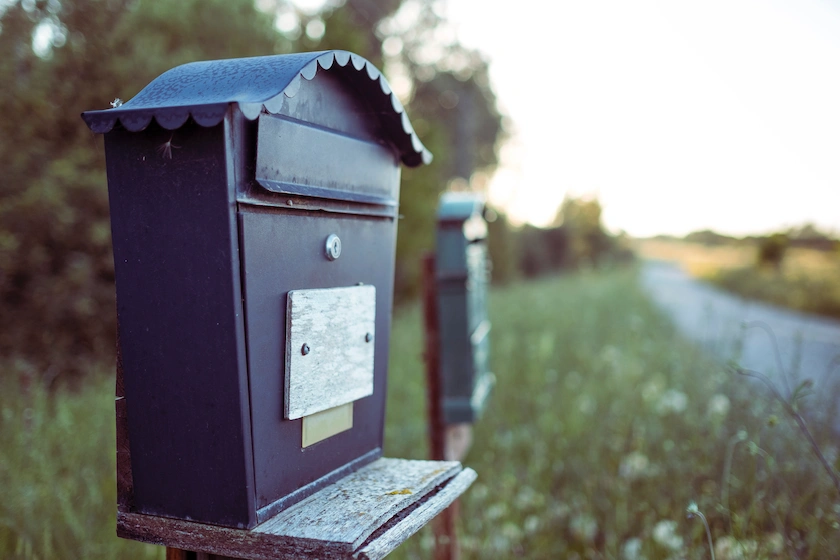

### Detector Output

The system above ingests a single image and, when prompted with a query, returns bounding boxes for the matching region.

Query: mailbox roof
[81,51,431,167]
[437,191,485,222]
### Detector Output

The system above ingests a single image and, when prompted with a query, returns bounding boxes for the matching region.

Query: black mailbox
[82,51,430,529]
[435,192,494,424]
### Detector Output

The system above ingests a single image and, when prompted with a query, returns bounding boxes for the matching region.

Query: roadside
[635,237,840,320]
[640,260,840,427]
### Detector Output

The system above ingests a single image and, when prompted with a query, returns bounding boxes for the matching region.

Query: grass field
[3,269,840,559]
[635,238,840,319]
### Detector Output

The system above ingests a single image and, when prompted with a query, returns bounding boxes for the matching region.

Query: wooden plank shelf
[118,458,476,560]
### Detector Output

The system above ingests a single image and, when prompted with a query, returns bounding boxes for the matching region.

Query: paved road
[640,261,840,417]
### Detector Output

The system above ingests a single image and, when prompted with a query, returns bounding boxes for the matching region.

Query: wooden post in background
[421,253,459,560]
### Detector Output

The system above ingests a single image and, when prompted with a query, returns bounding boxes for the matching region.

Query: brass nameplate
[301,403,354,448]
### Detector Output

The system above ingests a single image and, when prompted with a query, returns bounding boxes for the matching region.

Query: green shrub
[756,234,789,271]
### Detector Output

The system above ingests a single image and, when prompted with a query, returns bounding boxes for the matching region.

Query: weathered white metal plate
[285,285,375,420]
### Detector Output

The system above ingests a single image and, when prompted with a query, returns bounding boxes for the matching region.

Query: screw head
[365,332,373,343]
[325,234,342,261]
[301,343,310,356]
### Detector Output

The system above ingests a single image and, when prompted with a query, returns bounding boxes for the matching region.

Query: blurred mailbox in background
[82,51,431,530]
[435,192,495,424]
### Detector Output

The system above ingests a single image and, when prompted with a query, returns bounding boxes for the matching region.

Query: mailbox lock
[325,234,342,261]
[301,343,311,356]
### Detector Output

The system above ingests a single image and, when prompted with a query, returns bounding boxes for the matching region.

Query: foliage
[708,265,840,320]
[781,223,839,252]
[0,0,505,375]
[384,269,840,559]
[638,234,840,319]
[513,194,633,279]
[280,0,505,299]
[3,270,840,557]
[484,208,519,285]
[0,363,160,558]
[684,229,739,246]
[756,233,789,271]
[0,0,285,378]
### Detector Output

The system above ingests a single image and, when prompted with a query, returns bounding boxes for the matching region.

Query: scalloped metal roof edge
[81,51,431,167]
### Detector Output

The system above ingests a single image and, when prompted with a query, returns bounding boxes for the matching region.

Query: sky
[444,0,840,237]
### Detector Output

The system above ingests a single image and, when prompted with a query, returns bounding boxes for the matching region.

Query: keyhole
[325,234,342,261]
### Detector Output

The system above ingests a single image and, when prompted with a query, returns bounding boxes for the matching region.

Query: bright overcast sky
[445,0,840,237]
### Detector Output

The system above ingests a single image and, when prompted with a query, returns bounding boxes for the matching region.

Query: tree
[552,195,612,268]
[311,0,505,298]
[0,0,283,379]
[0,0,506,377]
[756,233,788,272]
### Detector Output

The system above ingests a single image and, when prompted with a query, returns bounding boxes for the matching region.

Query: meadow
[3,268,840,559]
[636,238,840,319]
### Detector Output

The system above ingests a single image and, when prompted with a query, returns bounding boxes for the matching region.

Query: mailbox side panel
[104,120,256,528]
[436,225,493,424]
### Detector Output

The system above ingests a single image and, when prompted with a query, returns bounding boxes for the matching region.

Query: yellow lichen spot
[386,488,412,495]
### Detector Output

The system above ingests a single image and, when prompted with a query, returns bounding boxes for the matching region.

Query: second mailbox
[82,51,430,529]
[435,192,494,424]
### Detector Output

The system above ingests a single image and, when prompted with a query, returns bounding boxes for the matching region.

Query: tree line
[0,0,628,382]
[487,195,634,285]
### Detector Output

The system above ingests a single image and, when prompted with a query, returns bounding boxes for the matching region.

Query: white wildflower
[600,345,622,373]
[707,394,731,417]
[485,502,507,521]
[641,378,664,403]
[549,501,571,521]
[656,389,688,415]
[524,515,541,534]
[471,483,488,501]
[652,520,683,550]
[619,451,651,480]
[578,394,596,415]
[715,535,758,560]
[621,537,645,560]
[514,486,541,510]
[501,521,523,541]
[569,513,598,544]
[763,532,784,555]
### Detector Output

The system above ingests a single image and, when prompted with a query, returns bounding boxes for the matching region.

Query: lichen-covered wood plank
[285,285,376,419]
[118,511,348,560]
[255,458,461,548]
[354,467,477,560]
[118,458,471,559]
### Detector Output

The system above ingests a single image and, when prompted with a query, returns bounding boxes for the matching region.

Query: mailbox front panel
[238,207,396,518]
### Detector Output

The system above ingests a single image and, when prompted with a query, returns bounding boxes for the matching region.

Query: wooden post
[421,253,460,560]
[422,253,445,462]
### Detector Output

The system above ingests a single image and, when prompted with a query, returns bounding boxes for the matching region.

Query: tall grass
[386,269,840,559]
[2,268,838,559]
[709,267,840,320]
[0,364,159,559]
[636,237,840,319]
